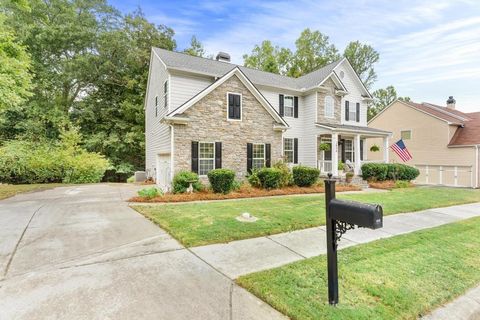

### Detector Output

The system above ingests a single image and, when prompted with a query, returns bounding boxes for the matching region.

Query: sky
[110,0,480,112]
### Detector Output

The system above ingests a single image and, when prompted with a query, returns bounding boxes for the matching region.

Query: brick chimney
[446,96,456,109]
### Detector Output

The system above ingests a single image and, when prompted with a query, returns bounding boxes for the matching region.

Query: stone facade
[317,78,342,125]
[173,75,284,180]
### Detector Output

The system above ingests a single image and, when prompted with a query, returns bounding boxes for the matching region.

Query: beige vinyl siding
[368,101,477,187]
[145,52,171,178]
[169,71,213,110]
[335,63,368,126]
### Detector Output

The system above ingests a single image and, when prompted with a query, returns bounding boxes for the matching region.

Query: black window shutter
[191,141,199,173]
[228,94,234,119]
[360,140,364,161]
[356,103,360,122]
[265,144,271,168]
[247,143,253,174]
[345,101,350,121]
[215,142,222,169]
[234,94,241,119]
[279,94,284,116]
[293,138,298,164]
[294,96,299,118]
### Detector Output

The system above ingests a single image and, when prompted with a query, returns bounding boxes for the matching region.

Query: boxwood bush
[292,166,320,187]
[361,163,419,181]
[207,168,236,194]
[256,167,283,189]
[172,170,203,194]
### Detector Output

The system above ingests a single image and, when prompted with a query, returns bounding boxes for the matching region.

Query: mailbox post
[324,174,383,305]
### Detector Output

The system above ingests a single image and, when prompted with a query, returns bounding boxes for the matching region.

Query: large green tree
[2,0,118,139]
[74,10,176,170]
[368,86,410,120]
[243,40,293,75]
[288,28,340,77]
[343,41,379,89]
[183,35,206,57]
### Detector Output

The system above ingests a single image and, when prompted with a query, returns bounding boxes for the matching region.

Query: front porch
[315,124,391,177]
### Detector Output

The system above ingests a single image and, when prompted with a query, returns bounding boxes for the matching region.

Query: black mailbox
[323,174,384,306]
[329,199,383,229]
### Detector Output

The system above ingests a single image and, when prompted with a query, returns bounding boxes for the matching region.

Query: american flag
[390,139,412,162]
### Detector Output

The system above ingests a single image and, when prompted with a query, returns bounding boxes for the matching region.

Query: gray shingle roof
[153,48,344,91]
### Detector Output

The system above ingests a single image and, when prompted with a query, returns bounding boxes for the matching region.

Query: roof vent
[446,96,456,109]
[215,52,231,63]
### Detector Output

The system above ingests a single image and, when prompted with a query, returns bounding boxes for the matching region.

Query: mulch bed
[368,180,414,190]
[129,184,361,203]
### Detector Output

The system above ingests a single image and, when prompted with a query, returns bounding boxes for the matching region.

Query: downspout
[476,145,479,188]
[170,124,175,186]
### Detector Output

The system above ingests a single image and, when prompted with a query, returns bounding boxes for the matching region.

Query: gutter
[476,145,479,188]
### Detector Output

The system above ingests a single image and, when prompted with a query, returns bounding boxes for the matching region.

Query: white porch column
[354,134,361,175]
[383,136,390,163]
[331,133,339,176]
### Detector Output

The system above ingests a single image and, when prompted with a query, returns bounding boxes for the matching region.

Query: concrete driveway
[0,184,286,320]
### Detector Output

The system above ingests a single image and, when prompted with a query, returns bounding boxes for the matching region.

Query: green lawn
[132,187,480,247]
[237,217,480,320]
[0,183,65,200]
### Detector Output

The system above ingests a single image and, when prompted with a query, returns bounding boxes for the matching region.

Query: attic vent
[216,52,231,63]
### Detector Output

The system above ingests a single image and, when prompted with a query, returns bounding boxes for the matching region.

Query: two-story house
[145,48,391,189]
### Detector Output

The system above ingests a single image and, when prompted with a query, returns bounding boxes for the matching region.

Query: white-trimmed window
[401,130,411,140]
[163,80,168,108]
[324,96,334,118]
[344,139,353,162]
[283,95,294,117]
[252,144,265,169]
[155,96,158,117]
[284,138,294,163]
[349,107,356,121]
[199,142,215,176]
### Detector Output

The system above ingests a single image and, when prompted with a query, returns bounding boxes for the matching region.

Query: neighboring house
[145,48,391,189]
[368,97,480,188]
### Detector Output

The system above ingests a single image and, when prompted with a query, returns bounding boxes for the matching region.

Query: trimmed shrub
[0,139,109,184]
[273,161,293,187]
[207,169,236,194]
[361,163,419,181]
[256,167,283,189]
[247,169,261,188]
[387,163,420,181]
[172,171,203,194]
[292,166,320,187]
[137,187,162,199]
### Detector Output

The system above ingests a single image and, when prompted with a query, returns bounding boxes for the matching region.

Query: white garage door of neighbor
[156,154,171,190]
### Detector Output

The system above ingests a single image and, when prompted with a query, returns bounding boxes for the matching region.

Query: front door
[156,154,171,191]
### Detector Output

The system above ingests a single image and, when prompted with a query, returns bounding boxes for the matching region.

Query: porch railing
[318,160,333,174]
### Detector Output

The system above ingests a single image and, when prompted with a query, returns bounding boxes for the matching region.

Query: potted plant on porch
[318,142,331,152]
[345,172,354,183]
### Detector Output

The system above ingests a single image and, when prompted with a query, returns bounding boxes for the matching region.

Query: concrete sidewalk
[191,202,480,279]
[423,285,480,320]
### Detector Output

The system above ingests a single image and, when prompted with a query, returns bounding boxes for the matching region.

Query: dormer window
[227,93,242,120]
[325,96,334,118]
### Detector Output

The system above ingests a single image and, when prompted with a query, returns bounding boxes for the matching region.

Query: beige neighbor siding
[145,52,171,178]
[173,74,283,180]
[368,101,477,187]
